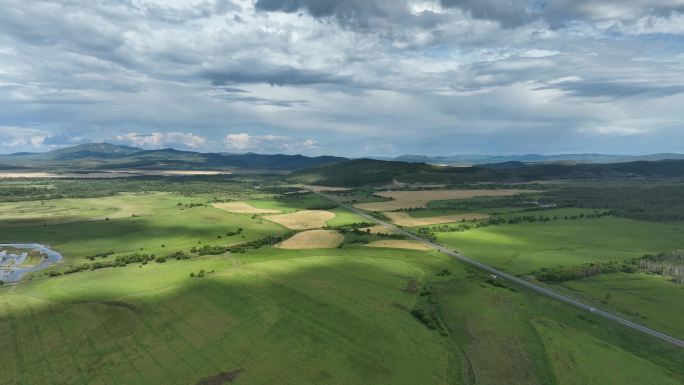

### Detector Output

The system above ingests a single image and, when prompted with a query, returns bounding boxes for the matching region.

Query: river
[0,244,63,283]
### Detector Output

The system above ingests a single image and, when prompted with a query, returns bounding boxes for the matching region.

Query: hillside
[287,158,684,186]
[287,159,503,186]
[0,144,347,171]
[388,153,684,165]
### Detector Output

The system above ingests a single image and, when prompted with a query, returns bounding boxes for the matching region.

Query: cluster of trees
[534,261,638,283]
[177,202,206,208]
[410,283,449,336]
[422,194,541,211]
[0,176,259,202]
[50,252,164,276]
[548,184,684,221]
[85,251,114,261]
[191,234,290,255]
[638,250,684,284]
[425,211,612,234]
[190,269,212,278]
[336,225,405,245]
[534,250,684,284]
[46,232,289,278]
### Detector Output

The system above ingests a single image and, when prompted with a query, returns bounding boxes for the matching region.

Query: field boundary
[310,189,684,349]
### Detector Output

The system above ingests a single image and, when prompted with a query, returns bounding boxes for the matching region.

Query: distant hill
[287,158,684,186]
[0,143,347,171]
[386,153,684,165]
[287,159,502,186]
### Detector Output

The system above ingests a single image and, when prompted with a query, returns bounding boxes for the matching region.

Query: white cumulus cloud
[116,132,208,149]
[224,133,318,153]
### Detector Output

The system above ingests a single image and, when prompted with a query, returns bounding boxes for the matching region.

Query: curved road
[311,190,684,349]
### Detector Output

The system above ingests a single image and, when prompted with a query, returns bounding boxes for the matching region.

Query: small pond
[0,244,63,283]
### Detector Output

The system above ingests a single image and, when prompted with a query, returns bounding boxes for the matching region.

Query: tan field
[276,230,343,249]
[264,210,336,230]
[365,240,431,251]
[383,211,490,227]
[212,202,281,214]
[354,189,536,212]
[359,225,396,235]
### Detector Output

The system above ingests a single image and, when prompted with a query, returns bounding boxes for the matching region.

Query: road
[311,190,684,349]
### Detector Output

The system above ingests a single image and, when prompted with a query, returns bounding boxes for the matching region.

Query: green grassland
[561,273,684,339]
[0,194,160,227]
[435,217,684,275]
[1,185,683,385]
[1,246,682,385]
[0,193,287,267]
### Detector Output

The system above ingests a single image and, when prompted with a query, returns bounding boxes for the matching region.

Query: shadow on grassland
[0,253,683,385]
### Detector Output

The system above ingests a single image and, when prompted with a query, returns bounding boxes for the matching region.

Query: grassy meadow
[1,180,683,385]
[434,217,684,275]
[2,246,683,385]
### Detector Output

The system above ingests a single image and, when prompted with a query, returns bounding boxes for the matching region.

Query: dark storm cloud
[439,0,684,28]
[255,0,684,29]
[254,0,448,29]
[539,79,684,98]
[204,65,349,86]
[254,0,394,20]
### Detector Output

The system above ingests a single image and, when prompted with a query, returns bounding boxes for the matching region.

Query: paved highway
[311,190,684,349]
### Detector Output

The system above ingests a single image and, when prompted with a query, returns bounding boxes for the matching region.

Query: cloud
[578,125,649,136]
[223,133,318,153]
[0,0,683,156]
[203,65,349,87]
[115,132,208,149]
[0,126,52,149]
[539,79,684,98]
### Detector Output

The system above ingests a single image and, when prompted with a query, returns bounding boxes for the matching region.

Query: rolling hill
[387,153,684,166]
[287,158,684,186]
[0,143,346,171]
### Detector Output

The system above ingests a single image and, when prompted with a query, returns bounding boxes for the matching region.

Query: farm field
[434,217,684,275]
[384,211,489,227]
[276,230,343,249]
[264,210,336,230]
[353,189,537,212]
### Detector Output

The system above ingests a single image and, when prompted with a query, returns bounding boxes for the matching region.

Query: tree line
[534,250,684,284]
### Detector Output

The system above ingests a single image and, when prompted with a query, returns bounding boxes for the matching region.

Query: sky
[1,0,684,156]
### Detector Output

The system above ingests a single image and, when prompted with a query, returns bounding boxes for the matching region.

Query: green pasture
[0,194,287,266]
[561,273,684,339]
[1,246,682,385]
[1,188,683,385]
[435,216,684,274]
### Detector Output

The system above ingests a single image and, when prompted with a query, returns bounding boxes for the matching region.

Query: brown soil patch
[366,240,431,251]
[196,369,244,385]
[212,202,281,214]
[358,225,396,235]
[276,230,343,249]
[383,212,490,227]
[354,189,537,212]
[264,210,336,230]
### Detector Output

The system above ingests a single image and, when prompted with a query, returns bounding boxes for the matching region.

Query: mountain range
[3,143,684,176]
[287,158,684,186]
[0,143,346,171]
